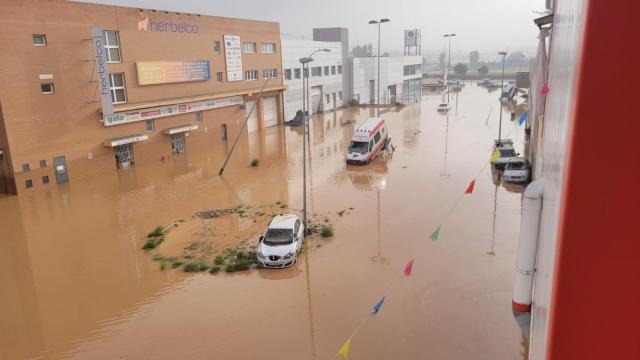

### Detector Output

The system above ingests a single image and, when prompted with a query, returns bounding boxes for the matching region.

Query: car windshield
[349,141,369,154]
[263,228,293,246]
[439,104,447,107]
[499,149,516,157]
[507,161,528,170]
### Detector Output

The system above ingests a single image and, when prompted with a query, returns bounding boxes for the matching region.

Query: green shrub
[214,255,225,265]
[320,225,334,238]
[152,254,165,261]
[148,226,165,238]
[183,262,201,272]
[142,235,165,250]
[224,263,238,272]
[250,159,259,167]
[209,265,221,274]
[171,261,184,269]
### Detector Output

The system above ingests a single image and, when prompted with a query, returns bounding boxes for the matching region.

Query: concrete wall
[281,38,344,121]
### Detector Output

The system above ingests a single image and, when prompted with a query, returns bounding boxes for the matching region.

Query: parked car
[437,103,450,112]
[346,117,390,165]
[503,157,531,183]
[256,214,304,268]
[492,139,518,170]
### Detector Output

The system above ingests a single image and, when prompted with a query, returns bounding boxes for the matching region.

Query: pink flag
[540,83,549,94]
[465,179,476,194]
[403,259,414,276]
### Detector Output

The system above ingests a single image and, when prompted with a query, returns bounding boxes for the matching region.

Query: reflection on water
[0,86,527,360]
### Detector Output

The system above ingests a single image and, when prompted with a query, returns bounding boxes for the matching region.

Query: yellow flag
[490,150,501,162]
[338,338,352,359]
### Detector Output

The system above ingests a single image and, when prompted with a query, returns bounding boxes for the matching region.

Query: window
[245,70,258,81]
[324,66,329,76]
[294,68,301,79]
[32,34,46,46]
[109,73,127,104]
[213,41,221,53]
[294,220,301,236]
[261,43,276,53]
[374,132,381,144]
[263,68,277,79]
[331,66,336,75]
[39,160,46,168]
[25,179,33,188]
[42,176,50,184]
[145,119,155,132]
[284,69,292,80]
[103,31,121,63]
[303,68,308,78]
[217,72,224,83]
[242,42,256,53]
[195,111,203,123]
[40,83,54,94]
[369,140,373,152]
[338,65,343,74]
[311,67,322,76]
[22,163,30,172]
[339,91,343,100]
[326,94,331,104]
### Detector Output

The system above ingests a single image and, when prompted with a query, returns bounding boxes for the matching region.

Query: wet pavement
[0,83,528,359]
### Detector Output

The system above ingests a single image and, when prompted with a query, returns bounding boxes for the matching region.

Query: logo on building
[137,11,198,33]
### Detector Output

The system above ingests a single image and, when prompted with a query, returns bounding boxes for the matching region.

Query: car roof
[356,117,385,133]
[268,214,299,229]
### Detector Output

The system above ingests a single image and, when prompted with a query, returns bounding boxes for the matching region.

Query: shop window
[263,68,277,79]
[220,124,228,140]
[294,68,301,79]
[32,34,46,46]
[114,144,134,169]
[217,72,223,83]
[41,83,54,94]
[311,67,322,77]
[324,66,329,76]
[25,179,33,188]
[331,66,336,75]
[103,31,121,63]
[145,119,155,132]
[213,41,221,53]
[195,111,203,123]
[22,163,30,172]
[42,176,50,184]
[284,69,292,80]
[39,160,46,168]
[171,133,186,154]
[242,42,256,53]
[109,73,127,104]
[245,70,258,81]
[261,43,276,54]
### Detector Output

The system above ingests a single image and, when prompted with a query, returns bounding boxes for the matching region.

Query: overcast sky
[79,0,543,60]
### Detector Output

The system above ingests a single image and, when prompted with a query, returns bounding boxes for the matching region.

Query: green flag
[430,225,441,241]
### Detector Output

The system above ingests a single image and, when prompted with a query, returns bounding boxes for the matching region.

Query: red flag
[465,179,476,194]
[540,83,549,94]
[403,259,414,276]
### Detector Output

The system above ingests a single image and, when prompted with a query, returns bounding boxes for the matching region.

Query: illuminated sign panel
[136,61,211,85]
[224,35,243,82]
[91,27,113,115]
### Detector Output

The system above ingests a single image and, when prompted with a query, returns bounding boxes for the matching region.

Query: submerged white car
[503,157,530,183]
[492,139,518,170]
[437,103,450,112]
[257,214,304,268]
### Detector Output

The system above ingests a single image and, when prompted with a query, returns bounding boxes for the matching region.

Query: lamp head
[380,18,390,23]
[499,51,508,56]
[369,20,378,24]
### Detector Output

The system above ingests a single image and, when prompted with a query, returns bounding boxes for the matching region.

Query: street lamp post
[369,18,390,116]
[299,49,330,233]
[498,51,508,140]
[444,33,456,104]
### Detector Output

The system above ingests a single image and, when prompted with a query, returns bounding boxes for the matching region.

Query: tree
[469,50,480,65]
[454,62,468,75]
[478,65,489,75]
[439,52,446,70]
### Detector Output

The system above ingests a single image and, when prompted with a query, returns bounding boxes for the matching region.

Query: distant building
[352,56,423,105]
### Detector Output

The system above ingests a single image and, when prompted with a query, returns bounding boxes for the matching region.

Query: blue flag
[372,296,386,316]
[518,111,528,126]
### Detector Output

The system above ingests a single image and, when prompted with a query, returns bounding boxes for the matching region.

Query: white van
[347,117,390,165]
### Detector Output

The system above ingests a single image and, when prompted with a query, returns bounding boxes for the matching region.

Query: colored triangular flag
[338,338,352,359]
[518,111,528,126]
[430,225,441,241]
[465,179,476,194]
[403,259,414,276]
[372,296,386,316]
[540,83,549,94]
[490,150,501,162]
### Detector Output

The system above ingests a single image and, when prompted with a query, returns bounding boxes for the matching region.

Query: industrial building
[0,0,286,194]
[352,56,423,105]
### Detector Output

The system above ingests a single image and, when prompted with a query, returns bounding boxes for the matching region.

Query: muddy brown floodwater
[0,84,528,359]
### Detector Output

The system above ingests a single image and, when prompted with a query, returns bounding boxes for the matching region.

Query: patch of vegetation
[279,204,287,209]
[142,226,166,250]
[213,255,225,265]
[183,262,209,273]
[171,261,184,269]
[160,261,166,271]
[320,225,334,238]
[250,159,259,167]
[209,265,221,274]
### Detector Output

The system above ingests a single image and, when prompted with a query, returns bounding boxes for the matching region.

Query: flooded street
[0,84,527,359]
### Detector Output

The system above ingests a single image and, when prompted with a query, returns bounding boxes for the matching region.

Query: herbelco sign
[91,27,113,116]
[137,12,199,33]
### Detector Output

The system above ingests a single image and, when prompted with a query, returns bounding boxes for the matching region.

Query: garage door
[246,100,259,133]
[311,86,323,114]
[263,97,278,128]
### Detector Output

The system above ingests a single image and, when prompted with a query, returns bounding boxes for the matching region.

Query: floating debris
[195,208,236,219]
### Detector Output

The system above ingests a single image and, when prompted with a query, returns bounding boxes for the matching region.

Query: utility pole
[369,18,390,117]
[498,51,508,141]
[444,33,456,104]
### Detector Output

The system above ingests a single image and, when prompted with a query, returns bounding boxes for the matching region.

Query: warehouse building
[0,0,286,194]
[352,56,423,105]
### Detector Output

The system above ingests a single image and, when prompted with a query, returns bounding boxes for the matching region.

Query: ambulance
[346,117,391,165]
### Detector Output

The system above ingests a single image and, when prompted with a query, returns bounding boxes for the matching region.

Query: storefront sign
[136,61,210,85]
[224,35,243,82]
[138,12,199,33]
[91,27,113,116]
[104,96,243,126]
